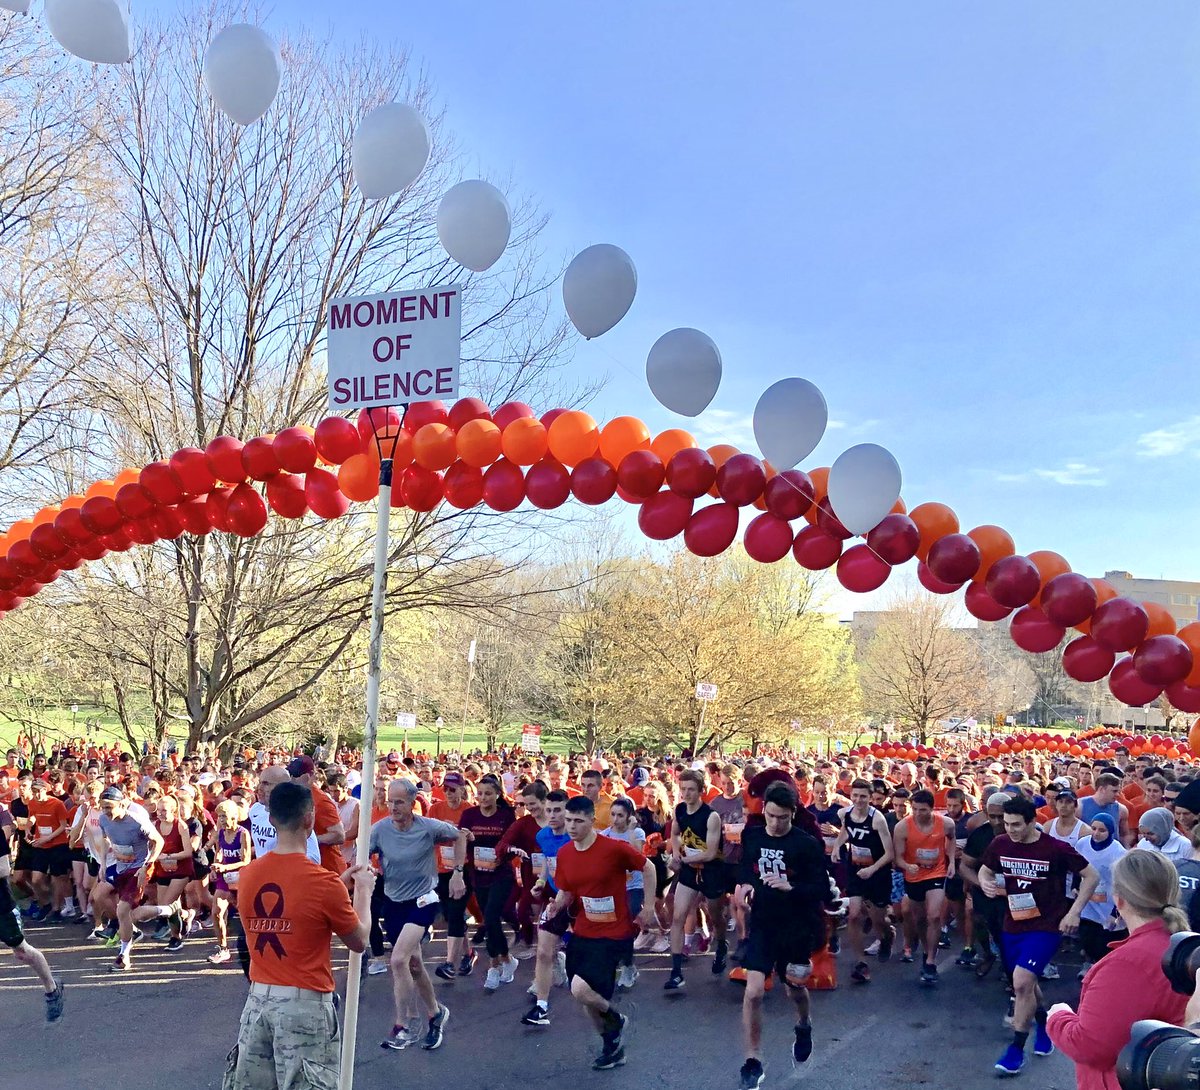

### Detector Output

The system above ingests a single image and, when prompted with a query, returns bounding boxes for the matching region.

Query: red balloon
[79,496,124,536]
[206,435,247,484]
[1091,598,1150,652]
[241,436,281,481]
[448,397,492,430]
[540,407,567,429]
[570,456,618,506]
[667,447,717,499]
[149,508,184,540]
[918,560,963,595]
[273,427,318,475]
[140,462,186,506]
[403,401,449,432]
[400,465,444,512]
[101,527,134,552]
[170,447,217,495]
[206,488,233,532]
[226,483,268,537]
[73,539,108,561]
[716,454,767,507]
[55,507,92,545]
[1109,657,1162,707]
[638,492,693,540]
[357,407,403,445]
[1133,636,1194,687]
[866,514,920,565]
[306,469,351,520]
[492,401,536,431]
[443,461,484,509]
[126,518,159,546]
[1040,572,1099,628]
[814,497,852,541]
[792,525,843,570]
[266,474,309,519]
[314,417,364,465]
[176,497,211,536]
[29,523,69,562]
[965,582,1013,622]
[525,459,571,510]
[684,503,739,558]
[116,483,156,520]
[1166,679,1200,714]
[1009,606,1066,654]
[482,458,525,511]
[926,533,981,584]
[616,450,665,500]
[985,555,1041,609]
[744,513,794,563]
[837,544,891,592]
[0,558,18,590]
[763,470,814,521]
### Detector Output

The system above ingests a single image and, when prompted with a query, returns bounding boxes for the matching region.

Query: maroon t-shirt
[458,805,515,886]
[497,813,543,887]
[980,832,1088,934]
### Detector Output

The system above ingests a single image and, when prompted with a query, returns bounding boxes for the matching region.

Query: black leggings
[1078,918,1128,963]
[437,870,470,939]
[369,875,386,957]
[476,878,514,959]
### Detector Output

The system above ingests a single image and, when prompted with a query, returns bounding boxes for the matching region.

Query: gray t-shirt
[369,815,460,903]
[99,806,158,873]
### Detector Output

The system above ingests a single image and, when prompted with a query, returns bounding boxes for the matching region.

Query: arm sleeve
[496,819,522,856]
[1046,955,1138,1068]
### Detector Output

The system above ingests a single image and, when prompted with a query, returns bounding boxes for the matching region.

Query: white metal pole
[338,458,392,1090]
[691,698,707,759]
[457,637,476,753]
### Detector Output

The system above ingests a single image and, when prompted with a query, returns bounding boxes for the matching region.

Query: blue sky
[183,2,1200,584]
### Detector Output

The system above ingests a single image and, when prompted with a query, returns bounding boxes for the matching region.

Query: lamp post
[435,716,444,757]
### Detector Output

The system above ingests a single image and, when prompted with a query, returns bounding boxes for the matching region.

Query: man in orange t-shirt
[287,756,346,875]
[26,778,71,918]
[228,782,371,1088]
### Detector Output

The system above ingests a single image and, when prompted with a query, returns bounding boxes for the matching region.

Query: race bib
[160,857,177,872]
[850,845,875,867]
[546,856,558,877]
[226,871,240,888]
[1007,891,1040,920]
[531,852,546,871]
[1090,891,1107,903]
[38,825,53,837]
[581,895,617,923]
[111,843,135,864]
[438,845,456,868]
[915,847,939,868]
[474,846,497,872]
[723,823,744,845]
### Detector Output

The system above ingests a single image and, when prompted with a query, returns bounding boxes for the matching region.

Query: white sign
[396,712,417,730]
[790,719,802,734]
[467,638,476,665]
[521,723,542,753]
[695,682,718,702]
[327,285,462,410]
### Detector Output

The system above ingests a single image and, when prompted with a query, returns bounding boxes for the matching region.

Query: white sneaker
[367,959,388,976]
[511,941,536,961]
[500,956,519,984]
[552,950,568,987]
[526,981,539,996]
[1042,963,1060,981]
[633,931,653,952]
[484,967,501,992]
[865,939,881,956]
[651,935,671,954]
[617,964,639,990]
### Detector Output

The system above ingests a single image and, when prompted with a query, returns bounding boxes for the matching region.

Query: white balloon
[352,103,430,200]
[436,180,511,272]
[0,1,31,13]
[827,443,903,536]
[562,244,637,339]
[646,328,722,417]
[752,378,828,470]
[45,0,130,64]
[203,25,281,127]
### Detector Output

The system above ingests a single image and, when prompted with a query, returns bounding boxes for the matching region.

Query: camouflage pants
[223,985,341,1090]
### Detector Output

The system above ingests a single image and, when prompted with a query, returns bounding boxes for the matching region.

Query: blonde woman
[205,801,250,965]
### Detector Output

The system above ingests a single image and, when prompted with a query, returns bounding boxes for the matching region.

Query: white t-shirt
[247,801,321,864]
[600,826,646,890]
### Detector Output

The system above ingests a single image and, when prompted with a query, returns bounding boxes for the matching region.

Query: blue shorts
[1000,930,1062,977]
[380,895,438,945]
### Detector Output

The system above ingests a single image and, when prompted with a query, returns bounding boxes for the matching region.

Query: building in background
[1095,571,1200,628]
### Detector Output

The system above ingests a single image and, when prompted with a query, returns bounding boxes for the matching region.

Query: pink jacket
[1047,919,1188,1090]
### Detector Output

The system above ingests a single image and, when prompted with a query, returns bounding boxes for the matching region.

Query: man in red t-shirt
[287,757,345,874]
[25,778,71,918]
[551,794,656,1071]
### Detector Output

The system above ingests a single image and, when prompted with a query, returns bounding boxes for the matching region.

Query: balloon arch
[2,397,1199,725]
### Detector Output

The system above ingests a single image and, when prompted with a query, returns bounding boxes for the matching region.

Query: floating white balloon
[827,443,902,536]
[646,328,722,417]
[752,378,828,470]
[436,180,511,272]
[352,103,430,200]
[0,0,31,13]
[203,24,281,127]
[45,0,130,64]
[562,244,637,339]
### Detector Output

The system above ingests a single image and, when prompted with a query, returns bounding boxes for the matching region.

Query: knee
[744,980,765,1003]
[569,975,588,1001]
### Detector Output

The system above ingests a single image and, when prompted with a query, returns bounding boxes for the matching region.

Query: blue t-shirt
[535,826,571,893]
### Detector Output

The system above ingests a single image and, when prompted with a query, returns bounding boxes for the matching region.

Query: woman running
[635,779,673,952]
[206,800,250,965]
[459,774,518,990]
[602,797,647,988]
[150,795,194,952]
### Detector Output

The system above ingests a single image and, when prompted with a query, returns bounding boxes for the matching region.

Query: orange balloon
[1190,720,1200,758]
[7,519,32,543]
[598,416,650,467]
[1155,742,1170,756]
[61,495,84,511]
[32,506,60,528]
[651,429,696,464]
[412,423,458,471]
[890,496,907,515]
[1167,746,1182,759]
[909,502,959,560]
[1143,601,1176,640]
[501,417,548,466]
[1029,550,1071,606]
[802,466,831,523]
[706,444,741,498]
[380,429,413,469]
[1177,622,1200,687]
[86,479,116,500]
[114,468,140,490]
[1076,578,1118,635]
[456,419,503,469]
[1069,744,1082,756]
[337,453,380,502]
[547,411,599,467]
[967,525,1015,582]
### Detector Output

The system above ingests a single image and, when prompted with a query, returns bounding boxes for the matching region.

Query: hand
[762,873,793,892]
[904,863,919,879]
[1059,911,1081,937]
[509,847,529,860]
[667,854,681,873]
[856,866,876,880]
[1047,1002,1073,1019]
[449,874,465,900]
[347,863,373,900]
[980,875,1003,898]
[462,829,476,842]
[636,906,656,931]
[733,884,754,911]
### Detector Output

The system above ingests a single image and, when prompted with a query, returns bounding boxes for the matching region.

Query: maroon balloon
[116,482,156,520]
[314,416,364,465]
[55,507,92,545]
[492,401,536,431]
[442,461,484,509]
[1108,657,1162,707]
[837,544,891,593]
[792,525,843,570]
[1133,635,1194,687]
[985,555,1041,609]
[615,484,642,504]
[926,533,981,585]
[403,401,449,432]
[102,527,134,552]
[616,450,665,500]
[448,397,492,430]
[716,454,767,507]
[525,458,571,510]
[1166,679,1200,714]
[79,496,124,536]
[273,427,318,475]
[763,470,814,521]
[126,518,159,546]
[241,436,281,481]
[29,523,69,562]
[357,407,403,446]
[140,462,186,506]
[400,465,444,512]
[205,435,247,484]
[57,549,84,571]
[7,539,41,576]
[684,503,740,558]
[866,514,920,565]
[540,407,567,430]
[744,513,794,563]
[964,582,1013,622]
[570,456,618,506]
[74,538,109,561]
[814,497,852,541]
[305,469,351,520]
[206,487,233,532]
[1009,606,1066,654]
[917,560,963,595]
[170,447,217,496]
[1090,597,1150,652]
[666,447,717,499]
[149,508,184,541]
[1039,572,1099,628]
[176,497,212,536]
[482,459,525,512]
[638,492,693,541]
[0,558,17,591]
[226,482,269,536]
[266,473,309,518]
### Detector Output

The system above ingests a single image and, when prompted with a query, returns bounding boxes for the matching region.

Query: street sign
[395,712,416,730]
[790,719,802,734]
[468,638,477,664]
[695,682,718,701]
[520,723,542,753]
[327,285,462,410]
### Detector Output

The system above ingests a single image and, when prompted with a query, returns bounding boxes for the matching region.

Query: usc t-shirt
[239,851,360,993]
[554,834,644,941]
[28,797,69,847]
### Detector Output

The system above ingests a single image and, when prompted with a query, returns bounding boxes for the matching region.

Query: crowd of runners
[2,732,1199,1086]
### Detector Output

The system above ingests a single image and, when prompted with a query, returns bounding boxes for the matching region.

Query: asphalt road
[2,916,1084,1090]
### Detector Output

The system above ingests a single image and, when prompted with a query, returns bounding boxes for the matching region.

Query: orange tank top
[902,815,947,879]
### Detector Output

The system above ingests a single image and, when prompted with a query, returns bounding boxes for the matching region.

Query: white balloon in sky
[45,0,131,64]
[827,443,902,536]
[437,180,511,272]
[646,328,722,417]
[0,1,31,13]
[752,378,828,470]
[352,103,430,200]
[562,244,637,339]
[203,25,281,127]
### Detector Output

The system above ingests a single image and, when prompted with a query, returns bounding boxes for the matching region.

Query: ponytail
[1112,850,1189,934]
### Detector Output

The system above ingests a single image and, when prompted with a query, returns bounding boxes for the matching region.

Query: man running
[942,787,975,964]
[24,777,72,920]
[833,778,895,982]
[892,788,955,985]
[736,780,835,1089]
[247,766,321,863]
[520,788,572,1028]
[666,769,725,989]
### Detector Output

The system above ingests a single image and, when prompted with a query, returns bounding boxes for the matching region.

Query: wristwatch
[453,865,464,872]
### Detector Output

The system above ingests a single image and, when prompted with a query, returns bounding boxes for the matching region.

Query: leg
[742,971,767,1061]
[901,894,918,954]
[369,877,386,958]
[481,881,512,962]
[408,950,438,1018]
[1011,966,1038,1033]
[923,891,946,965]
[671,883,700,959]
[12,940,55,991]
[570,973,612,1031]
[390,923,436,1025]
[847,897,866,959]
[213,892,230,949]
[532,928,556,1001]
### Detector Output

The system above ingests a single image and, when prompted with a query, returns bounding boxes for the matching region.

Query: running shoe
[955,947,976,967]
[521,1002,550,1026]
[592,1045,626,1071]
[633,931,654,952]
[919,963,938,986]
[994,1044,1025,1077]
[45,979,65,1023]
[850,960,871,984]
[511,941,536,960]
[434,962,456,981]
[793,1023,813,1063]
[553,950,568,988]
[472,928,486,945]
[381,1024,411,1051]
[45,910,66,923]
[151,923,171,942]
[207,946,232,965]
[499,956,519,984]
[484,967,501,992]
[864,939,881,957]
[617,964,639,991]
[165,936,184,953]
[651,934,671,954]
[900,947,914,963]
[739,1059,765,1089]
[601,1012,627,1055]
[938,927,951,949]
[458,951,477,976]
[712,942,728,975]
[828,933,840,955]
[683,933,700,957]
[367,959,388,976]
[878,927,895,962]
[1033,1023,1054,1057]
[974,951,997,979]
[663,972,685,991]
[90,925,113,941]
[109,953,131,973]
[421,1003,449,1050]
[1041,963,1060,981]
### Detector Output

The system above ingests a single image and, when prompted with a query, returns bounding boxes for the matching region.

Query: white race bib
[438,844,456,868]
[531,852,546,871]
[474,846,497,872]
[1007,891,1040,920]
[850,844,874,867]
[581,895,617,922]
[915,847,939,868]
[38,826,53,837]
